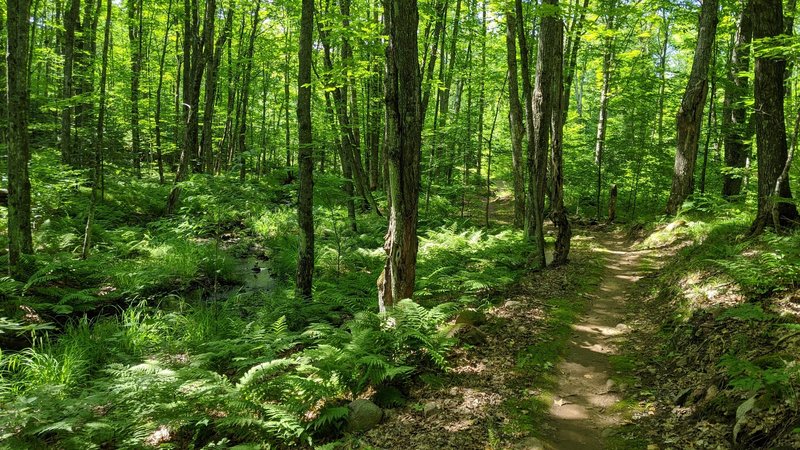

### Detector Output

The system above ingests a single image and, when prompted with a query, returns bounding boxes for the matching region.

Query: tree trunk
[167,0,214,213]
[515,0,535,239]
[527,0,559,269]
[154,0,174,184]
[82,0,111,260]
[378,0,422,312]
[60,0,80,166]
[550,0,571,267]
[236,0,261,182]
[665,0,719,215]
[505,9,525,230]
[6,0,34,277]
[201,8,233,174]
[296,0,315,299]
[722,2,752,198]
[128,0,144,177]
[750,0,799,233]
[594,40,612,220]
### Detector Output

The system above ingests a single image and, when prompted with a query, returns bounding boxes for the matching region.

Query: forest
[2,0,800,447]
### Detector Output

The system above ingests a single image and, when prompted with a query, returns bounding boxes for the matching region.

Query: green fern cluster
[0,298,454,448]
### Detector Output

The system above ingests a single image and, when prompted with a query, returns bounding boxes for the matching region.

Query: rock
[605,379,617,391]
[459,325,489,346]
[504,300,522,308]
[346,399,383,433]
[422,401,440,417]
[517,437,544,450]
[455,309,487,326]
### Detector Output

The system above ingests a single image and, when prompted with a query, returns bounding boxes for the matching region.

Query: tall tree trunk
[296,0,315,299]
[82,0,111,260]
[594,42,614,220]
[60,0,80,166]
[515,0,537,244]
[154,0,174,184]
[236,0,261,182]
[665,0,719,215]
[550,0,571,267]
[6,0,34,277]
[200,8,233,174]
[378,0,422,312]
[505,9,525,229]
[437,0,462,178]
[656,7,670,148]
[750,0,799,232]
[527,0,558,268]
[562,0,589,124]
[167,0,214,213]
[128,0,144,177]
[420,0,446,124]
[722,2,752,198]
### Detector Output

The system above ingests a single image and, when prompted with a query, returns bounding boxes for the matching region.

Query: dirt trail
[544,234,649,449]
[361,231,651,450]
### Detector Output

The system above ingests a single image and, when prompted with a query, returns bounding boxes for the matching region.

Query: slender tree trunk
[236,0,261,182]
[594,40,612,220]
[167,0,214,213]
[722,2,752,198]
[657,8,670,148]
[515,0,535,239]
[551,1,571,267]
[201,8,232,174]
[665,0,719,215]
[700,45,717,195]
[378,0,422,312]
[506,9,525,229]
[82,0,111,259]
[60,0,80,166]
[7,0,34,277]
[128,0,144,177]
[750,0,799,232]
[154,0,174,184]
[296,0,315,299]
[562,0,589,124]
[420,0,446,124]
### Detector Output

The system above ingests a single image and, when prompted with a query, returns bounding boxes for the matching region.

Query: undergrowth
[0,161,531,448]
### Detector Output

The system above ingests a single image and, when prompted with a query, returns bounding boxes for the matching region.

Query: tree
[722,1,752,198]
[505,8,525,229]
[549,0,571,266]
[127,0,144,177]
[594,0,616,220]
[750,0,799,232]
[378,0,422,312]
[665,0,719,215]
[296,0,314,299]
[6,0,34,277]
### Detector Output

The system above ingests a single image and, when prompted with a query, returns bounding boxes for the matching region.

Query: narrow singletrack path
[544,233,650,449]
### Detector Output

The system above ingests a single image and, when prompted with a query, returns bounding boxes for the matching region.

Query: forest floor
[357,229,654,450]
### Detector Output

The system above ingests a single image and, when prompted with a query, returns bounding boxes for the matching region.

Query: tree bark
[296,0,315,299]
[527,0,559,269]
[154,0,174,184]
[506,9,525,230]
[128,0,144,177]
[378,0,422,312]
[6,0,34,277]
[60,0,80,166]
[722,1,752,198]
[665,0,719,215]
[200,8,232,174]
[82,0,111,260]
[750,0,799,232]
[550,0,571,267]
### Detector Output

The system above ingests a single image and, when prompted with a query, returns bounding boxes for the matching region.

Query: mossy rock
[346,399,383,433]
[455,309,487,326]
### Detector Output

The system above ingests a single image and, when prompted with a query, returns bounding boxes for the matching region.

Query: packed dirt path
[544,234,650,449]
[360,231,652,449]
